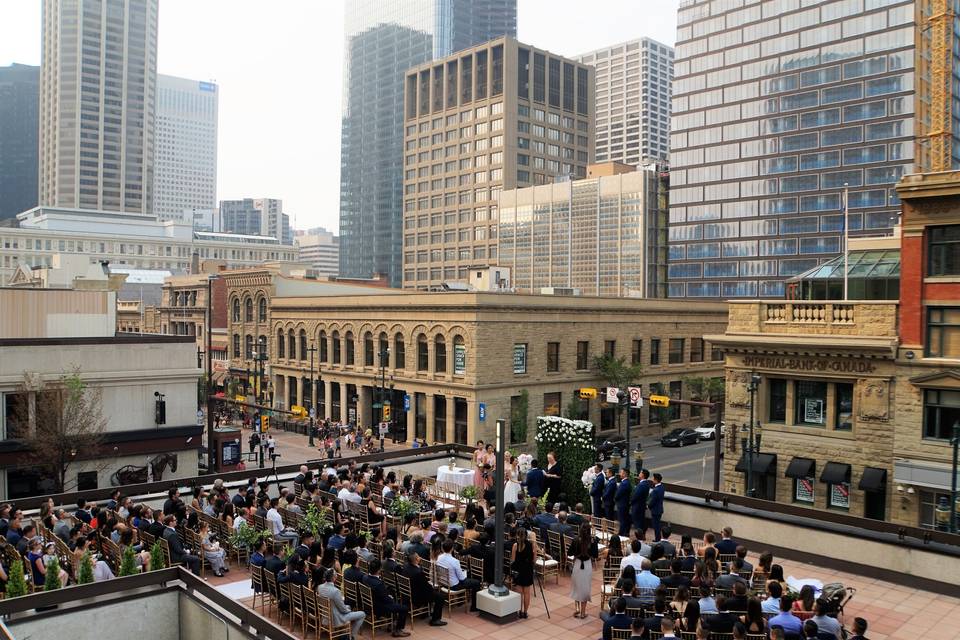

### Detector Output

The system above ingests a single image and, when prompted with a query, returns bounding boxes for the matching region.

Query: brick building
[267,292,727,447]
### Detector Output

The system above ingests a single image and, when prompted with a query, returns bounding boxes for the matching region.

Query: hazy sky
[0,1,681,232]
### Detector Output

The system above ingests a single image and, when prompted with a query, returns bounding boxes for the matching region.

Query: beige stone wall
[727,301,898,337]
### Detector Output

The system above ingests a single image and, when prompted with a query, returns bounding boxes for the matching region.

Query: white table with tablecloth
[436,465,476,493]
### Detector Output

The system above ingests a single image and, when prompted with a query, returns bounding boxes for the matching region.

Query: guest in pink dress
[473,440,486,487]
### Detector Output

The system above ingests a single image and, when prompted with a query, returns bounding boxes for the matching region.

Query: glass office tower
[339,0,517,287]
[668,0,928,298]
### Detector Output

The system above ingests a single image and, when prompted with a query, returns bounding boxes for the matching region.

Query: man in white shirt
[435,539,480,611]
[338,482,362,504]
[266,497,299,548]
[620,539,649,572]
[233,507,249,533]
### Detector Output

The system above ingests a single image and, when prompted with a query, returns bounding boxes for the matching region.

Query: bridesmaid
[484,443,496,472]
[473,440,486,487]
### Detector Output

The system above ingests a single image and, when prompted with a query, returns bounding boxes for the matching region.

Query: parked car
[595,434,627,461]
[660,428,700,447]
[693,421,726,440]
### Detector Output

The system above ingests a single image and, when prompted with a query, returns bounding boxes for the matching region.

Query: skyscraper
[0,64,39,220]
[154,75,218,223]
[668,0,920,298]
[338,0,517,287]
[402,37,594,290]
[219,198,291,244]
[40,0,159,215]
[577,38,673,166]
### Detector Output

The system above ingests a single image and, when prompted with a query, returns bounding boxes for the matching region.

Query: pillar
[274,375,285,409]
[405,395,415,443]
[295,374,303,408]
[466,398,478,445]
[426,395,436,444]
[340,382,350,423]
[323,380,333,420]
[445,395,456,444]
[311,376,318,411]
[358,386,371,428]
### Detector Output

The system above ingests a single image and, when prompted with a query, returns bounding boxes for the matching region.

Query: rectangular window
[690,338,704,363]
[795,380,827,426]
[533,53,546,102]
[928,225,960,276]
[632,339,642,365]
[604,340,616,358]
[668,338,685,364]
[547,342,560,372]
[768,378,787,422]
[650,339,661,365]
[836,382,853,430]
[543,392,561,417]
[927,307,960,358]
[513,343,527,374]
[924,389,960,440]
[576,341,589,370]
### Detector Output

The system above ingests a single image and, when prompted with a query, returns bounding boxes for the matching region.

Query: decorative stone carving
[22,372,44,392]
[858,379,889,421]
[728,370,751,408]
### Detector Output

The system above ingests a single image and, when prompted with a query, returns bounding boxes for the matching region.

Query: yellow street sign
[648,395,671,407]
[578,388,598,399]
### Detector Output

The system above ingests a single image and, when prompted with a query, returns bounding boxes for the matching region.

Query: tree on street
[593,354,644,434]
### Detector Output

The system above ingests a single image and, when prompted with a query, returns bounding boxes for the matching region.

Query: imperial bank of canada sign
[742,355,877,374]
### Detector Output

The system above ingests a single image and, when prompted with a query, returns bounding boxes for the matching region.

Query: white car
[694,421,725,440]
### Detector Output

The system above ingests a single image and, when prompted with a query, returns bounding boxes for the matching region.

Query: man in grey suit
[316,567,365,639]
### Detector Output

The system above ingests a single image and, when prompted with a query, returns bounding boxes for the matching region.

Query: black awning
[735,452,777,475]
[784,457,815,479]
[820,462,851,484]
[858,467,887,492]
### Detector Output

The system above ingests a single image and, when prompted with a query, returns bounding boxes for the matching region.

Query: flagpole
[843,184,849,301]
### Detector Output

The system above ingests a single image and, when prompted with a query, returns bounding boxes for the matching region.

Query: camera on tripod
[270,453,281,461]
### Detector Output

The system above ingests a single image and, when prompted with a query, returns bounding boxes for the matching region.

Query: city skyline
[0,0,681,232]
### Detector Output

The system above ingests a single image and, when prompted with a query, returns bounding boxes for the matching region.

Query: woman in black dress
[510,526,536,618]
[544,451,563,502]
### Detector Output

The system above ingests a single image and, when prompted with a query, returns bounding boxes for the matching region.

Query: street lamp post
[253,349,267,468]
[307,344,317,447]
[951,421,959,533]
[378,346,390,430]
[745,373,761,497]
[204,274,219,472]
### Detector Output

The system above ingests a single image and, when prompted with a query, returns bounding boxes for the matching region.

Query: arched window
[453,335,465,374]
[232,299,240,322]
[379,332,389,367]
[244,298,253,322]
[434,335,447,373]
[257,335,267,357]
[245,334,253,359]
[364,332,374,366]
[332,331,341,364]
[232,334,240,358]
[319,331,328,362]
[287,329,296,360]
[299,329,307,361]
[345,331,355,365]
[417,334,429,371]
[258,297,267,322]
[277,329,285,358]
[394,333,405,369]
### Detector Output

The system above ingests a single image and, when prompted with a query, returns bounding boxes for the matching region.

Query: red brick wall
[211,277,228,329]
[899,233,923,347]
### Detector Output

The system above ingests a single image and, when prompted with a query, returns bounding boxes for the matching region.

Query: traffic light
[648,395,670,407]
[577,387,598,399]
[154,398,166,425]
[260,415,270,432]
[383,404,391,421]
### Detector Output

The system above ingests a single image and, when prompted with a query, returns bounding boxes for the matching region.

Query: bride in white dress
[503,468,521,505]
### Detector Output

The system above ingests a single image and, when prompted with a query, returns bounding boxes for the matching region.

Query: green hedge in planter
[534,415,595,507]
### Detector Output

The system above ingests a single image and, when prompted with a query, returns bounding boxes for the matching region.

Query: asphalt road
[602,437,719,489]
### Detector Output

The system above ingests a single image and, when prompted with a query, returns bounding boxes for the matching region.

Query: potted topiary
[6,559,28,598]
[77,551,95,584]
[149,541,167,571]
[118,545,138,577]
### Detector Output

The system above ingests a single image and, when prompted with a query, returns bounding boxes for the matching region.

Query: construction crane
[926,0,955,172]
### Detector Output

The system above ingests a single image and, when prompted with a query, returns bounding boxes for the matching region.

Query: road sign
[383,404,391,420]
[628,386,643,408]
[309,407,315,419]
[578,388,597,399]
[605,387,620,403]
[403,394,410,411]
[479,403,486,422]
[648,394,670,407]
[196,410,204,426]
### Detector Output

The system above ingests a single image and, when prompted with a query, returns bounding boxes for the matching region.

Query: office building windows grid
[669,0,917,297]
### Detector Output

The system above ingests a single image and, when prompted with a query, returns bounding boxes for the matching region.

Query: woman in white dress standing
[568,522,599,619]
[503,468,521,505]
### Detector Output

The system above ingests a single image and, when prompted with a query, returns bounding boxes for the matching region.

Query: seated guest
[811,599,843,639]
[364,558,410,637]
[659,617,680,640]
[249,540,266,591]
[716,558,749,590]
[199,522,228,577]
[678,542,697,572]
[793,585,817,614]
[400,550,446,626]
[715,527,738,555]
[628,617,645,640]
[327,524,348,550]
[264,546,285,577]
[317,567,365,640]
[620,539,647,572]
[740,597,767,635]
[703,596,740,634]
[661,559,691,589]
[601,579,643,621]
[657,525,676,557]
[436,539,480,611]
[724,581,750,612]
[265,498,298,548]
[847,617,869,640]
[649,544,671,571]
[761,580,783,614]
[803,619,829,640]
[639,598,670,639]
[733,545,753,575]
[602,597,633,640]
[768,595,803,637]
[634,558,661,603]
[568,504,587,527]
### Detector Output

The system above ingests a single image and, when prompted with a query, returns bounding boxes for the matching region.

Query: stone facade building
[267,292,726,446]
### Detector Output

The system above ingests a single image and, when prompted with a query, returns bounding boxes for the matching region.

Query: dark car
[595,435,627,461]
[660,428,700,447]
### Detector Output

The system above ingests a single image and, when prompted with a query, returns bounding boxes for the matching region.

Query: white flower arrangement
[534,415,594,450]
[582,466,598,490]
[517,453,533,474]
